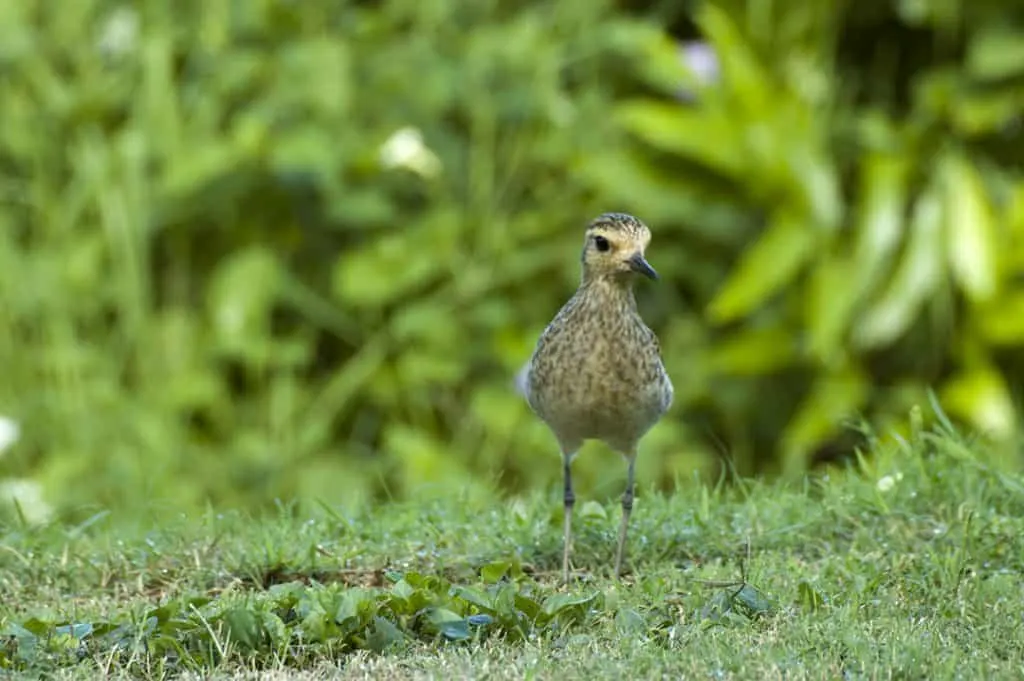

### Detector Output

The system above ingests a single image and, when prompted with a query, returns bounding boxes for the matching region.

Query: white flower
[96,7,139,58]
[0,417,19,457]
[0,479,53,525]
[876,471,904,492]
[679,41,719,84]
[676,40,720,101]
[379,127,442,178]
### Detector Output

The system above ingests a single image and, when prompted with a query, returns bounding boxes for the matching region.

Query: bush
[0,0,674,515]
[1,0,1022,517]
[586,0,1024,476]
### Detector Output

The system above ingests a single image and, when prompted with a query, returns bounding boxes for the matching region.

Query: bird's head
[580,212,658,283]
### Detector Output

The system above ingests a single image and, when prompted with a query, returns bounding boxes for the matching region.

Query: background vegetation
[1,0,1024,518]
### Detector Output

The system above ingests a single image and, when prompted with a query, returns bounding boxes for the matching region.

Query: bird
[520,212,673,583]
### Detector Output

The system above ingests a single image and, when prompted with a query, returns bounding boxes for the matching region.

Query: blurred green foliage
[600,0,1024,476]
[1,0,1023,517]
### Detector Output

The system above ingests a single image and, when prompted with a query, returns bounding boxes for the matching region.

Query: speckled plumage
[523,212,673,582]
[526,278,672,454]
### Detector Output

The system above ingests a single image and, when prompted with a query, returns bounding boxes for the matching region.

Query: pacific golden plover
[522,212,673,583]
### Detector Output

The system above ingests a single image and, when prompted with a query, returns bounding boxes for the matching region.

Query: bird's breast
[526,304,671,449]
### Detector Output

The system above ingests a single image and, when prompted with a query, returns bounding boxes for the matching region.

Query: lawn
[3,418,1024,679]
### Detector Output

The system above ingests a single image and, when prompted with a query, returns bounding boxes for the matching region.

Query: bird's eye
[593,235,610,252]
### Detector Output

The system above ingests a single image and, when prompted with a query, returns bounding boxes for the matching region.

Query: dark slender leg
[614,454,636,578]
[562,451,575,585]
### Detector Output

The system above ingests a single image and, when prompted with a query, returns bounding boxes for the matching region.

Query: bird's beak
[628,253,659,280]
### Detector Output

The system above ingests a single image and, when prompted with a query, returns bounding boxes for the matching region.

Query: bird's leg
[614,453,637,578]
[562,451,576,585]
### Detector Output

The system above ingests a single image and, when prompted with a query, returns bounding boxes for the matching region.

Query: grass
[3,420,1024,679]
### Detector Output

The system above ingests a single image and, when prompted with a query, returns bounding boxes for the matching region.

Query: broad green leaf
[541,592,598,618]
[805,254,861,364]
[221,607,260,651]
[364,616,405,652]
[207,247,280,352]
[943,154,999,302]
[425,607,465,639]
[789,147,843,233]
[1009,182,1024,240]
[781,366,869,475]
[512,592,542,620]
[438,619,471,641]
[855,186,945,349]
[89,622,121,638]
[267,580,306,606]
[977,290,1024,345]
[615,102,745,176]
[19,618,50,636]
[734,584,772,617]
[579,500,607,520]
[480,561,510,584]
[53,622,93,639]
[808,152,911,354]
[296,610,324,644]
[450,585,494,612]
[950,90,1024,135]
[400,571,445,591]
[390,578,415,601]
[707,325,796,375]
[940,368,1016,440]
[695,3,772,114]
[494,584,520,615]
[335,590,371,625]
[854,153,910,282]
[258,612,289,651]
[387,577,432,614]
[708,208,817,323]
[578,146,752,245]
[967,27,1024,80]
